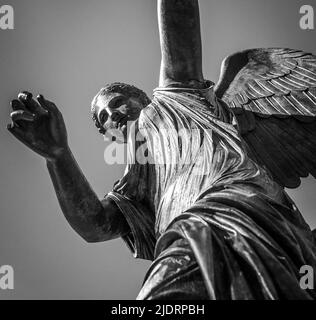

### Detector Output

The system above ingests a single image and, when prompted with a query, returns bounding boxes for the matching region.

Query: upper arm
[158,0,205,88]
[87,196,130,243]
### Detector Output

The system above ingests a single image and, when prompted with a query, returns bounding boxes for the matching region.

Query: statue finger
[7,122,26,138]
[18,91,33,100]
[37,94,58,112]
[11,99,26,111]
[37,95,61,121]
[18,91,48,116]
[7,123,33,147]
[10,110,35,123]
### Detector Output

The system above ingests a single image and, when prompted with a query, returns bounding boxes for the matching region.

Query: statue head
[91,82,151,141]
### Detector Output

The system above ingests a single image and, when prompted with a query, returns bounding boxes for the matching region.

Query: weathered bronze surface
[8,0,316,299]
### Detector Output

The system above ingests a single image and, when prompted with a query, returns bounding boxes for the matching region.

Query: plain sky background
[0,0,315,299]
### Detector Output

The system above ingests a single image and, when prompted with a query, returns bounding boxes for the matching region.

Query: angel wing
[214,48,316,188]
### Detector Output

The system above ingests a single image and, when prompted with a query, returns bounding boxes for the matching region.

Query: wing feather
[214,48,316,188]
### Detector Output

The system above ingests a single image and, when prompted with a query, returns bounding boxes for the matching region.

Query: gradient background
[0,0,315,299]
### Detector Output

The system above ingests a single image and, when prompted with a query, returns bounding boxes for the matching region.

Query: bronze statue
[7,0,316,299]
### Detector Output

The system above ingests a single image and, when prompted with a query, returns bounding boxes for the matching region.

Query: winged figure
[7,1,316,299]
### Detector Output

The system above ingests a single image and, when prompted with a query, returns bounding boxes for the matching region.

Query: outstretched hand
[7,92,69,161]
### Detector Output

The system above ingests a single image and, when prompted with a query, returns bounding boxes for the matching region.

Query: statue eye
[99,111,108,125]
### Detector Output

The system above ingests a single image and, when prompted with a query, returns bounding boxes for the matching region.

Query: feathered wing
[214,48,316,188]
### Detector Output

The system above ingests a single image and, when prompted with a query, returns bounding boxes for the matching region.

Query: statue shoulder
[138,102,160,129]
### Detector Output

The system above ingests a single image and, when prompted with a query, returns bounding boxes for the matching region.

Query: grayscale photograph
[0,0,315,307]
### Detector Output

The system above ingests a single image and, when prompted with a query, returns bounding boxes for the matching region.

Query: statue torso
[114,85,284,237]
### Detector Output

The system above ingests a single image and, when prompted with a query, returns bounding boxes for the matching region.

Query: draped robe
[106,83,316,299]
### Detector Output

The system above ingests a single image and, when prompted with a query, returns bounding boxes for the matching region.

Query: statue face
[93,92,143,142]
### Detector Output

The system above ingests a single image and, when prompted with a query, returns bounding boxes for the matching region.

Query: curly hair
[91,82,151,134]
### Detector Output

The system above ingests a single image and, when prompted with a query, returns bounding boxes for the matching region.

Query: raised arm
[7,92,129,243]
[158,0,205,88]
